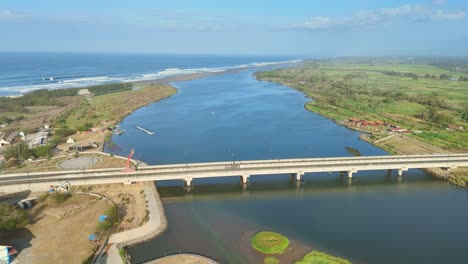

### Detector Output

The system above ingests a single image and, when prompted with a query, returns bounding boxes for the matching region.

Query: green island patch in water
[251,231,290,254]
[294,251,351,264]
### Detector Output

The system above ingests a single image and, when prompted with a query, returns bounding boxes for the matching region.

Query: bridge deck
[1,154,467,193]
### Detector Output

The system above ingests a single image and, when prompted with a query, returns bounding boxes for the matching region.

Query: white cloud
[143,9,243,31]
[294,5,465,31]
[432,10,466,20]
[0,10,19,19]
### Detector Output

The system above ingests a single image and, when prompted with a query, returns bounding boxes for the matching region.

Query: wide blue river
[106,69,468,264]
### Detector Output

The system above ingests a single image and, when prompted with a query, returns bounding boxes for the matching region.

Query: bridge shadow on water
[156,169,441,200]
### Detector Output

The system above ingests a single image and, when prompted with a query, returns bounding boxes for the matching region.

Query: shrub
[0,203,29,232]
[118,248,126,261]
[32,145,53,158]
[98,205,120,232]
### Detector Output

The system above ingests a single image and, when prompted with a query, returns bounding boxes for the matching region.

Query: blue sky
[1,0,467,56]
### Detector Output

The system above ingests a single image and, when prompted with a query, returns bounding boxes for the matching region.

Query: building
[0,245,17,264]
[77,89,91,96]
[25,131,49,149]
[446,125,464,131]
[0,131,19,147]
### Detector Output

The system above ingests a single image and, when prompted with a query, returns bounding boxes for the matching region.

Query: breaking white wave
[0,59,302,96]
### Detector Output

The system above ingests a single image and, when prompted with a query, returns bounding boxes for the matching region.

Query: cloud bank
[294,5,465,31]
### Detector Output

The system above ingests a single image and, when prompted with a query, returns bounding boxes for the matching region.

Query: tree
[461,108,468,121]
[439,74,450,80]
[54,126,75,138]
[32,145,53,158]
[0,203,28,232]
[427,107,453,126]
[3,142,32,163]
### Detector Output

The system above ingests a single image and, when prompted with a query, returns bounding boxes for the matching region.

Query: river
[106,69,468,264]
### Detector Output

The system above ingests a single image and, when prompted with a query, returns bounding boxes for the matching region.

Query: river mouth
[107,69,468,264]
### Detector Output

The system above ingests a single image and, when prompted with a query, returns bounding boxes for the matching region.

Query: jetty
[136,126,155,135]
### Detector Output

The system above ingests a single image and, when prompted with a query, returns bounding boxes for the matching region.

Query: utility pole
[17,143,22,165]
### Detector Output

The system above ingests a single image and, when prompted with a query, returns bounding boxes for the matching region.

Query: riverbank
[110,63,468,264]
[255,61,468,186]
[101,179,168,264]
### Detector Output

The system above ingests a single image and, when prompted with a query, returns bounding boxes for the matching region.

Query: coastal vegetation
[251,231,290,254]
[294,251,351,264]
[58,83,176,131]
[0,82,176,146]
[0,83,132,114]
[257,60,468,151]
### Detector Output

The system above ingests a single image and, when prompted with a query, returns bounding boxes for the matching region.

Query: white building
[77,89,91,96]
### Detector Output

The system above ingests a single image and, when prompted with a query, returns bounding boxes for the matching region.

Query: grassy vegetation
[294,251,351,264]
[257,60,468,151]
[251,231,290,254]
[58,83,176,130]
[0,82,175,138]
[49,192,72,203]
[118,248,126,262]
[0,83,132,114]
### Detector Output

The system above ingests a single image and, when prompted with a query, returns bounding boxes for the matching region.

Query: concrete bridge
[1,154,467,193]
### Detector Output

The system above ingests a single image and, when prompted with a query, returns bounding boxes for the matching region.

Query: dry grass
[15,193,109,264]
[74,183,147,232]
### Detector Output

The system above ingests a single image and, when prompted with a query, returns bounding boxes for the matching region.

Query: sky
[1,0,467,56]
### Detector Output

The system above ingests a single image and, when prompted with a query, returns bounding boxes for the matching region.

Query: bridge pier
[397,168,408,177]
[241,174,250,185]
[294,171,304,181]
[185,178,193,187]
[347,169,357,179]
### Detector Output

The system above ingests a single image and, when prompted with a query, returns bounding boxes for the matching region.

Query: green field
[257,60,468,151]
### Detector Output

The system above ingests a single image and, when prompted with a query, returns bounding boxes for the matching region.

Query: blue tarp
[88,234,96,241]
[99,215,107,222]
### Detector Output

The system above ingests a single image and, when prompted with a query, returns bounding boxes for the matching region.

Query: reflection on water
[129,171,468,264]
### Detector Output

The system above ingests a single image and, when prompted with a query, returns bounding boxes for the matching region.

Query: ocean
[0,52,301,96]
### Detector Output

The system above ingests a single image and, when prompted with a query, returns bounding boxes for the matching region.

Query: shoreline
[1,61,303,98]
[104,181,168,264]
[255,73,467,188]
[100,61,301,153]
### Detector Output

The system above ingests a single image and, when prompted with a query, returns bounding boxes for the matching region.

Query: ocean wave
[0,59,302,96]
